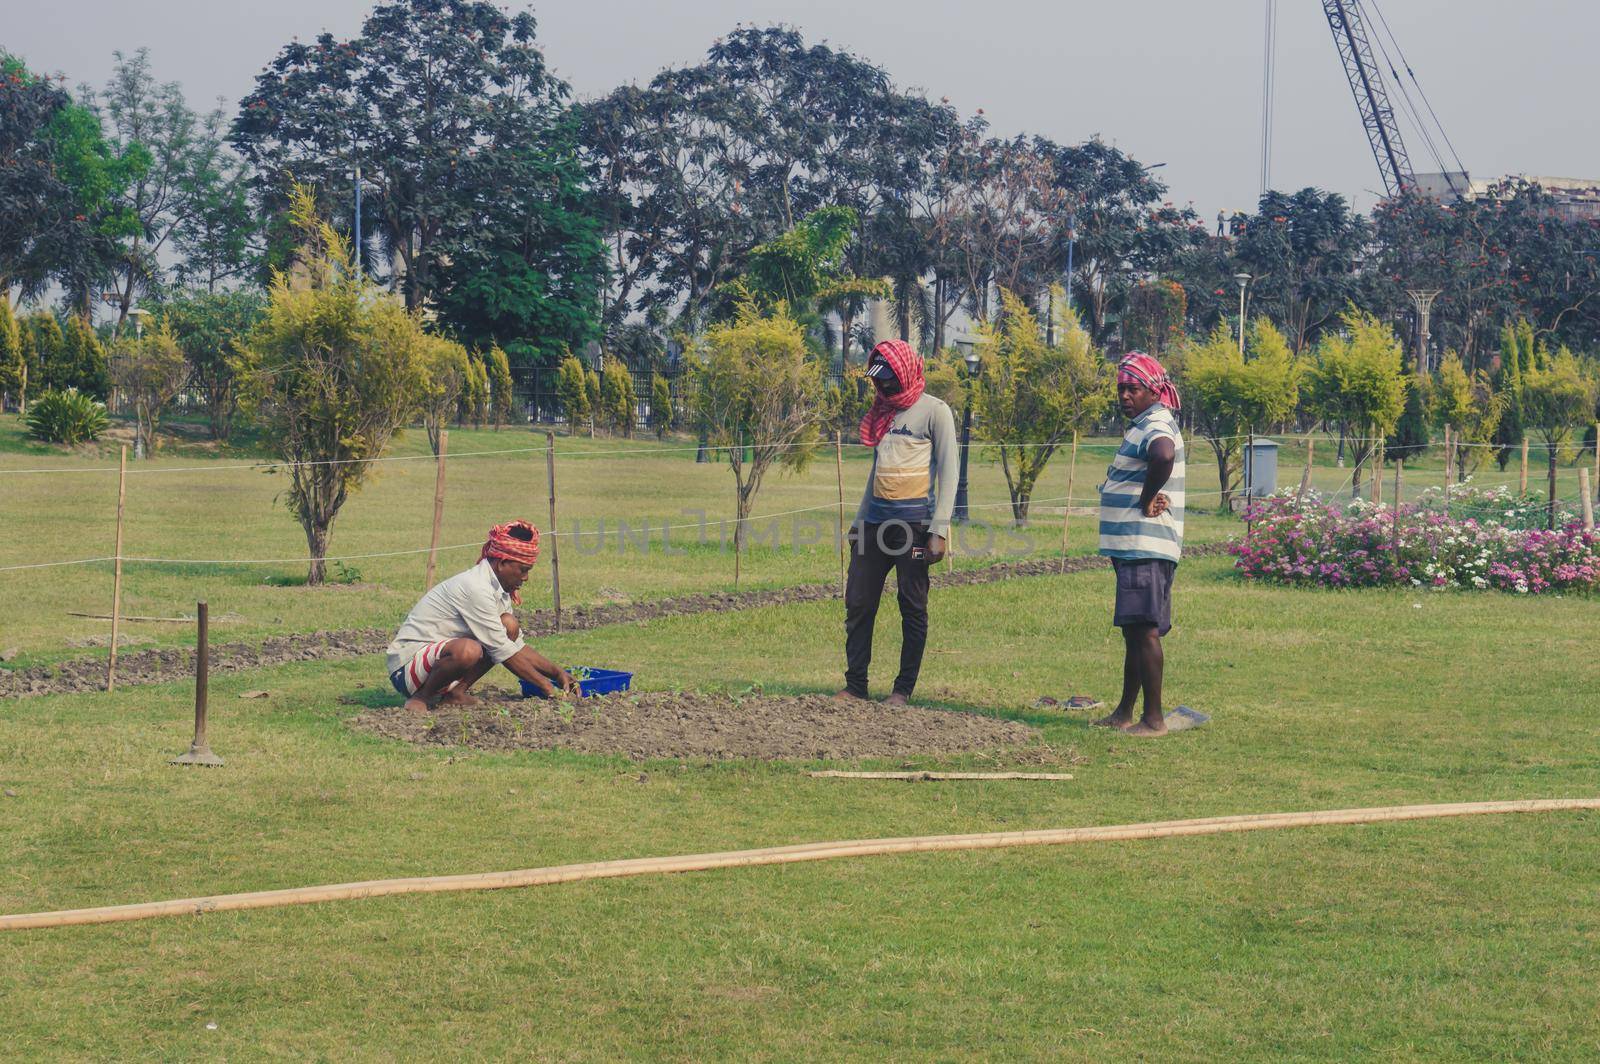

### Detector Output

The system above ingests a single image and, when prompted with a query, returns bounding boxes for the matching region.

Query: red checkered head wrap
[480,520,540,603]
[1117,352,1181,412]
[859,340,927,446]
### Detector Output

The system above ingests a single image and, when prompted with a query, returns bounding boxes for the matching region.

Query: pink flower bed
[1230,498,1600,594]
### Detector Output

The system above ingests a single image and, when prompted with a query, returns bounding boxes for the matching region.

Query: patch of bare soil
[1,545,1228,699]
[348,689,1042,762]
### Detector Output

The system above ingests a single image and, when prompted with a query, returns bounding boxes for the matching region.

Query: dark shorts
[1112,558,1176,636]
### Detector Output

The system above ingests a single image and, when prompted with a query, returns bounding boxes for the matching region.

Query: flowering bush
[1231,496,1599,595]
[1413,480,1578,531]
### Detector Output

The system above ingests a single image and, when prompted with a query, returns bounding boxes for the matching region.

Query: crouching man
[386,520,576,711]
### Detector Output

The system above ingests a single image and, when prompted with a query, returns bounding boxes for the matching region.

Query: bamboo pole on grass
[1295,436,1313,506]
[835,432,846,597]
[1520,437,1529,495]
[1593,422,1599,504]
[1580,469,1595,532]
[424,428,448,589]
[7,799,1598,931]
[1371,444,1383,506]
[545,432,562,632]
[1393,460,1403,552]
[106,445,127,692]
[1058,431,1078,574]
[1444,424,1455,492]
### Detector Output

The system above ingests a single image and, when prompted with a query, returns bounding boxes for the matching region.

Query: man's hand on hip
[1142,493,1172,518]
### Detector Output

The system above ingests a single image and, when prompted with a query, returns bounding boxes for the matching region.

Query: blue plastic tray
[521,668,632,700]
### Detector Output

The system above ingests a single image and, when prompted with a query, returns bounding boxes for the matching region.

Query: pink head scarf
[1117,352,1180,412]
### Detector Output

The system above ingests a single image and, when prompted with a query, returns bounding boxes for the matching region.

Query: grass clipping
[350,689,1042,762]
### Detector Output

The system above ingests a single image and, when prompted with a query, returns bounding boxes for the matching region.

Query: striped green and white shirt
[1098,404,1185,564]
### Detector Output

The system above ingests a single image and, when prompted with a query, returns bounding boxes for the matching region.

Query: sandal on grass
[1061,695,1104,711]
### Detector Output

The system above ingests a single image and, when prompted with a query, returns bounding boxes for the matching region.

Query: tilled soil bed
[2,545,1227,699]
[349,690,1042,762]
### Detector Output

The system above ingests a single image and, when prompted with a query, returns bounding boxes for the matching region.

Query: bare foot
[437,689,481,707]
[833,689,867,701]
[1122,719,1169,738]
[403,696,430,713]
[1091,709,1134,728]
[883,692,910,707]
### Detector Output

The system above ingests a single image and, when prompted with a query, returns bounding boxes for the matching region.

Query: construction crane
[1322,0,1412,198]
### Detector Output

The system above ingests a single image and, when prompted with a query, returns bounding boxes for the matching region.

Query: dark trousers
[844,521,931,698]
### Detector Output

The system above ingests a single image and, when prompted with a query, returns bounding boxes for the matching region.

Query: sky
[9,0,1600,222]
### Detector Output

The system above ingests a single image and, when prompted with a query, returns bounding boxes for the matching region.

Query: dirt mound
[348,689,1043,762]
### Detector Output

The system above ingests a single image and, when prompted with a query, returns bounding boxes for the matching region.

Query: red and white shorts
[389,640,452,697]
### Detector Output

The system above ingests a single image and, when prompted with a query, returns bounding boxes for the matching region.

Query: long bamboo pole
[1058,431,1078,575]
[1520,437,1529,495]
[5,799,1595,932]
[809,772,1074,781]
[835,432,846,598]
[1295,436,1313,506]
[545,432,562,633]
[1580,469,1595,532]
[424,429,448,590]
[106,445,127,692]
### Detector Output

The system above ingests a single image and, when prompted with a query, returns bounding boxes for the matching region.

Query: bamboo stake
[1580,469,1595,532]
[1444,424,1455,492]
[1393,460,1403,552]
[106,445,127,692]
[809,771,1074,781]
[835,431,846,597]
[1371,444,1383,506]
[1295,436,1314,506]
[1520,437,1529,495]
[424,429,448,590]
[1593,422,1599,504]
[5,799,1596,931]
[545,432,562,633]
[1058,431,1078,574]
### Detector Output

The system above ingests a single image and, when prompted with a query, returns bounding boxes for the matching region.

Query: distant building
[1412,172,1600,221]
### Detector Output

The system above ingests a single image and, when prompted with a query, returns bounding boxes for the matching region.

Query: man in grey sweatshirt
[838,340,959,706]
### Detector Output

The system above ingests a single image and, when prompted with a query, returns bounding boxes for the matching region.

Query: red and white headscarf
[1117,352,1181,412]
[479,520,540,603]
[859,339,927,446]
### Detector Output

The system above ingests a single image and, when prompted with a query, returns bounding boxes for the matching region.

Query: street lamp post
[1234,272,1252,355]
[953,346,980,524]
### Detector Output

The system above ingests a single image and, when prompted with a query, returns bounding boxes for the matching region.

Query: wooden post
[1393,460,1404,552]
[1371,445,1383,506]
[1443,424,1455,492]
[1579,469,1595,532]
[1593,422,1599,504]
[545,432,562,632]
[106,445,127,692]
[169,602,223,766]
[424,429,448,589]
[1058,431,1079,574]
[733,482,742,590]
[834,432,846,597]
[1519,437,1529,495]
[1295,436,1314,506]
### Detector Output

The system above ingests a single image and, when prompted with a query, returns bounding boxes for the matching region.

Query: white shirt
[385,558,526,673]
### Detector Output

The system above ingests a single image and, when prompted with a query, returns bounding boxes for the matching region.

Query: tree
[59,315,108,398]
[1122,279,1188,358]
[0,298,25,409]
[109,319,187,456]
[233,0,581,320]
[158,289,264,441]
[1307,308,1408,498]
[650,373,673,439]
[417,332,472,455]
[599,360,634,437]
[1522,349,1598,527]
[0,52,145,306]
[484,346,515,430]
[1182,319,1301,512]
[21,312,64,393]
[1385,373,1432,465]
[974,289,1111,526]
[583,368,601,437]
[554,354,589,435]
[1236,188,1369,353]
[1433,351,1503,479]
[690,304,820,581]
[172,107,261,291]
[236,186,425,585]
[459,353,489,429]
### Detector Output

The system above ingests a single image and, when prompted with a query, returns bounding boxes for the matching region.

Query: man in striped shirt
[1096,353,1185,737]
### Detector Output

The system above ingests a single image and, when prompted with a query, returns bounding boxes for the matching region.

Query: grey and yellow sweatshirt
[854,393,959,538]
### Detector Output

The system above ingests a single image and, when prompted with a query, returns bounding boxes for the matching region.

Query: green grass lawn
[0,412,1570,660]
[3,556,1598,1059]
